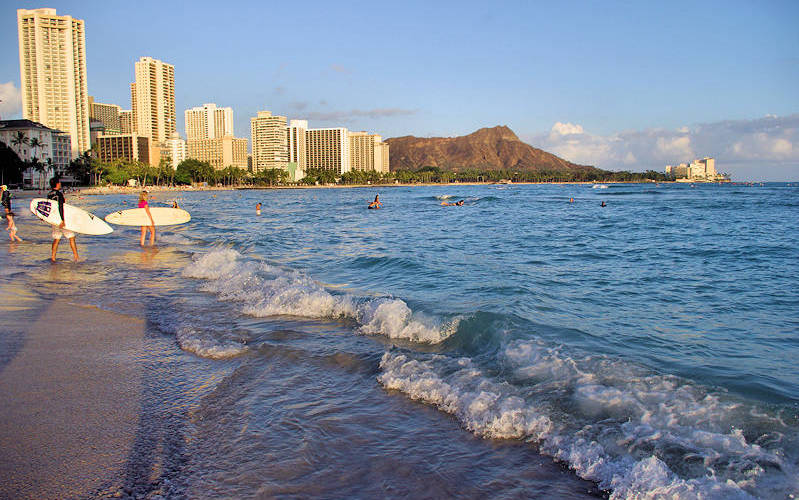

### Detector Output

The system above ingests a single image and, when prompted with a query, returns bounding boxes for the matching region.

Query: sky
[1,0,797,180]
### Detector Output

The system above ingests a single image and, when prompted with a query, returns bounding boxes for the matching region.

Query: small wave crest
[183,249,455,343]
[379,340,798,499]
[176,326,249,359]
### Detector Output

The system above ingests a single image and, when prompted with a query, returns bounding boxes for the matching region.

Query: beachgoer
[368,194,382,209]
[171,200,179,209]
[2,185,22,242]
[138,190,156,246]
[441,200,464,206]
[48,178,78,261]
[569,198,574,203]
[600,201,606,207]
[256,202,261,215]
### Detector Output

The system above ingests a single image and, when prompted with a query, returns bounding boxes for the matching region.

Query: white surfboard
[104,207,191,226]
[29,198,113,235]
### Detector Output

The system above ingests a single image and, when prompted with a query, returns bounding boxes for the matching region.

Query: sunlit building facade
[17,8,90,157]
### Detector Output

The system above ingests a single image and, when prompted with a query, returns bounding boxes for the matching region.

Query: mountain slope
[386,125,597,173]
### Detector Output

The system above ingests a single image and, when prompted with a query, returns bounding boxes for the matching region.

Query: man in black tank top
[48,178,79,262]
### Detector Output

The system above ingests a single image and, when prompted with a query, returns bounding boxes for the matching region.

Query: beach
[1,183,797,499]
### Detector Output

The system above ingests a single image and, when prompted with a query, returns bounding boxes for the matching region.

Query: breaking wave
[182,249,456,344]
[378,339,799,499]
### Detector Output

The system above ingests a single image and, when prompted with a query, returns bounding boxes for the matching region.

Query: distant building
[119,109,134,134]
[89,119,106,147]
[89,97,122,135]
[131,56,176,145]
[185,103,234,140]
[287,119,308,178]
[162,132,187,170]
[187,136,248,170]
[17,8,90,157]
[306,127,350,174]
[0,119,72,187]
[666,157,723,182]
[250,111,288,172]
[349,131,389,173]
[96,133,154,165]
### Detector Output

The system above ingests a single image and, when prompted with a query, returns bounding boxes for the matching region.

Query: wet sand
[0,300,144,499]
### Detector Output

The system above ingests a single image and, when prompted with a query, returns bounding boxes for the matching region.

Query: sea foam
[183,249,454,343]
[378,340,798,499]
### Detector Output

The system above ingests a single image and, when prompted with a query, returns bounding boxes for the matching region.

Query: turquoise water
[2,183,798,498]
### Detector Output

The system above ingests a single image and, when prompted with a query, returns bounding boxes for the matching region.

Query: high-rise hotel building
[251,111,288,172]
[306,127,351,174]
[89,96,121,135]
[349,131,389,173]
[130,56,175,145]
[185,103,233,140]
[17,8,90,157]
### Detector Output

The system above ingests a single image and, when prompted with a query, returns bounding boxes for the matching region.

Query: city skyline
[1,1,797,180]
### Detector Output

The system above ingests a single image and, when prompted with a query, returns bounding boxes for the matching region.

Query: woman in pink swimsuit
[138,190,156,246]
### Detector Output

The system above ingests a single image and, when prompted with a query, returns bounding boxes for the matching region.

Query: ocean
[1,182,797,499]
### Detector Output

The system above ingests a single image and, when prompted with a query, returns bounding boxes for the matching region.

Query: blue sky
[1,0,797,180]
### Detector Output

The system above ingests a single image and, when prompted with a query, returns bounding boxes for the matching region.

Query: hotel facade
[186,103,234,140]
[251,111,288,172]
[17,8,90,157]
[131,56,176,145]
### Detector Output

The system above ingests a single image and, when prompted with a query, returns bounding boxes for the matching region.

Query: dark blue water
[2,182,797,499]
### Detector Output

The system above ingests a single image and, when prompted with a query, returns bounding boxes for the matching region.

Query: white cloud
[521,113,799,180]
[550,121,584,137]
[0,82,22,118]
[656,135,694,160]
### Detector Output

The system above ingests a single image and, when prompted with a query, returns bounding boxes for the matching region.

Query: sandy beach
[0,299,146,499]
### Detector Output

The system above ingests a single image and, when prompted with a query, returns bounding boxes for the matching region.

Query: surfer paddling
[368,194,382,209]
[139,191,156,246]
[2,185,22,242]
[48,178,79,261]
[441,200,464,206]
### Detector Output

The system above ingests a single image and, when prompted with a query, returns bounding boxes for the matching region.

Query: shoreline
[38,179,671,197]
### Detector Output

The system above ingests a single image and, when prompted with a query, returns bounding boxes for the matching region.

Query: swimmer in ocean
[368,194,382,209]
[256,202,261,215]
[441,200,464,206]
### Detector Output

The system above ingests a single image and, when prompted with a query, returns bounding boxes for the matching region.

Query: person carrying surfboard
[138,191,156,246]
[48,178,78,261]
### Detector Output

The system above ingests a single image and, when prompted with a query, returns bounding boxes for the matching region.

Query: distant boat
[592,184,609,189]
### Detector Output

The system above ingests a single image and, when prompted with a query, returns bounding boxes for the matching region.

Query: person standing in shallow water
[48,178,78,261]
[138,190,156,246]
[2,185,22,242]
[256,202,261,215]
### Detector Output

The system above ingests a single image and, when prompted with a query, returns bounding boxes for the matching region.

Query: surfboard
[104,207,191,226]
[29,198,113,235]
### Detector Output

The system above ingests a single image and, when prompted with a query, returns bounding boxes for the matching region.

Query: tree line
[2,137,674,189]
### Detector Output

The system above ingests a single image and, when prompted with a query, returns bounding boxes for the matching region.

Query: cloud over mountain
[523,114,799,180]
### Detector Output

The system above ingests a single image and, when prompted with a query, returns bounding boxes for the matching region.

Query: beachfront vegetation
[60,149,674,189]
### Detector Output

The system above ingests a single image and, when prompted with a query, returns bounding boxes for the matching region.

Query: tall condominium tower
[287,119,308,171]
[349,131,390,173]
[185,103,234,140]
[306,127,351,174]
[250,111,288,172]
[131,56,175,144]
[17,8,90,157]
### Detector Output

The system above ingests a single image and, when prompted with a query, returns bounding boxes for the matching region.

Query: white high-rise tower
[17,8,90,157]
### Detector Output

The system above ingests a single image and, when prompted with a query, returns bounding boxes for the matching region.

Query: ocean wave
[378,341,798,499]
[176,326,249,359]
[183,249,455,344]
[159,233,194,245]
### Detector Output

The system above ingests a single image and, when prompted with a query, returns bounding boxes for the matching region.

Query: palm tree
[10,131,29,156]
